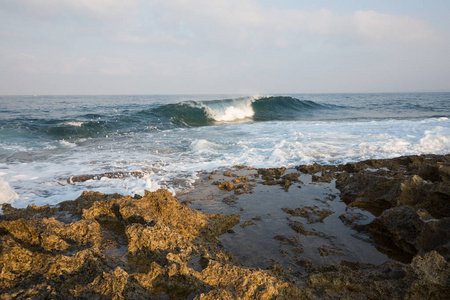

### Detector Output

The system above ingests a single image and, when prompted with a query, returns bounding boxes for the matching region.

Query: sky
[0,0,449,95]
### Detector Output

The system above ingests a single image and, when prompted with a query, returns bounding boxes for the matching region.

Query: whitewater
[1,93,449,208]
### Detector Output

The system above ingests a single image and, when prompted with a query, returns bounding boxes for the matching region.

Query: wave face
[154,96,328,126]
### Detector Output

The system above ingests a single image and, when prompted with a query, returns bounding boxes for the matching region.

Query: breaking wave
[153,96,329,126]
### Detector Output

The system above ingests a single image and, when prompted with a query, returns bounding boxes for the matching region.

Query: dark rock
[368,206,424,255]
[283,206,334,224]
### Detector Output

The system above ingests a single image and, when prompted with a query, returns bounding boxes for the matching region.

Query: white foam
[64,121,84,127]
[2,117,449,208]
[59,140,77,148]
[418,126,449,153]
[203,98,254,122]
[0,177,19,205]
[190,139,224,154]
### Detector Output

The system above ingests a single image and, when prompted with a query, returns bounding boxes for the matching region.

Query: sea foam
[0,177,19,205]
[203,98,255,122]
[64,121,85,127]
[1,93,449,208]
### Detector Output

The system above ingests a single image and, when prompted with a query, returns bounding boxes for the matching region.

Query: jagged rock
[1,155,449,299]
[257,167,286,180]
[306,251,450,299]
[368,206,425,255]
[0,189,249,299]
[366,202,450,261]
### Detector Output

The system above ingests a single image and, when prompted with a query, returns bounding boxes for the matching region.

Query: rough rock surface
[298,154,450,263]
[1,155,449,299]
[3,189,300,299]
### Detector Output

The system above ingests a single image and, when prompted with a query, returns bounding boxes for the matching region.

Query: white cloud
[1,0,448,94]
[351,10,439,43]
[155,0,442,46]
[4,0,442,47]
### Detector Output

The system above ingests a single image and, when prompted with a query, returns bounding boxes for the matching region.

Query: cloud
[155,0,442,46]
[1,0,448,94]
[3,0,442,47]
[352,10,439,43]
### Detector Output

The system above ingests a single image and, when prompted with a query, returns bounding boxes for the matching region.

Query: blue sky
[1,0,449,95]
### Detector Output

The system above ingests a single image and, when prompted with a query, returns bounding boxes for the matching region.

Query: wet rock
[67,171,144,184]
[287,219,334,240]
[218,179,253,194]
[338,210,369,229]
[336,171,403,216]
[333,155,450,218]
[258,169,302,189]
[417,218,450,260]
[306,251,450,299]
[368,206,424,255]
[57,190,124,218]
[218,180,236,191]
[222,170,237,177]
[240,220,256,228]
[274,235,300,246]
[318,244,345,257]
[283,206,334,224]
[368,206,450,260]
[0,203,58,221]
[257,167,286,180]
[2,155,450,299]
[398,175,450,218]
[292,154,450,267]
[222,195,238,206]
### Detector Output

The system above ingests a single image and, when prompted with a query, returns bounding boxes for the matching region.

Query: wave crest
[154,96,329,127]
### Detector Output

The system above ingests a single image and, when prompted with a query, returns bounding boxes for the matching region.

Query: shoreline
[1,154,449,299]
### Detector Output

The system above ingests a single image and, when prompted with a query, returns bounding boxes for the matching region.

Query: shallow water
[178,168,389,271]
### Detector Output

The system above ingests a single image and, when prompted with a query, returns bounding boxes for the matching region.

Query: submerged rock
[282,206,334,224]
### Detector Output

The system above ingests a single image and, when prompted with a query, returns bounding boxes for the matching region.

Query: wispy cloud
[351,10,440,43]
[3,0,444,46]
[156,0,442,46]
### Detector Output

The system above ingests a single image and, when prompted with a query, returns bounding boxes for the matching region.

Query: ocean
[1,93,449,208]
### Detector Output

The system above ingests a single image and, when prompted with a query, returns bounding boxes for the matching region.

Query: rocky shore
[1,154,449,299]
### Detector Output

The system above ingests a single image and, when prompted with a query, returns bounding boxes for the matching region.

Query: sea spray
[1,93,449,207]
[0,177,19,205]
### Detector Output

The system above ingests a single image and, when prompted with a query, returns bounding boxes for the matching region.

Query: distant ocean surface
[1,93,449,208]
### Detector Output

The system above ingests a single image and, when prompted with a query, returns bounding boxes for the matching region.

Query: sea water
[0,93,449,207]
